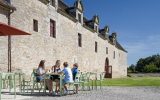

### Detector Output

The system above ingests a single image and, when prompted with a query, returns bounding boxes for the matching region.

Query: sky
[64,0,160,66]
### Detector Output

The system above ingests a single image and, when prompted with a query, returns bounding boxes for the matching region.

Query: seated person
[36,60,53,94]
[36,60,46,82]
[72,63,79,81]
[72,63,79,93]
[61,62,73,94]
[50,60,61,94]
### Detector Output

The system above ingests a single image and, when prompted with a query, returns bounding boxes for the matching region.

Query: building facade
[0,0,127,78]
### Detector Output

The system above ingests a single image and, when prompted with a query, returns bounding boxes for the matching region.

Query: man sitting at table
[61,62,73,94]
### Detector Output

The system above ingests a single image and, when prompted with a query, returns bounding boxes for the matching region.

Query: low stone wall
[128,73,160,77]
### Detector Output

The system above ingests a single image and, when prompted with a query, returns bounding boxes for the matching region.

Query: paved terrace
[1,87,160,100]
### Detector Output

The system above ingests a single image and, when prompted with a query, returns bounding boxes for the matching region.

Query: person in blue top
[72,63,79,93]
[72,63,79,81]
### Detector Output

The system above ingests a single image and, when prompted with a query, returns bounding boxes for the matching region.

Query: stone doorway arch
[105,58,112,78]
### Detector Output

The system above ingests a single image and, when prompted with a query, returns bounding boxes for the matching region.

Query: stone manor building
[0,0,127,78]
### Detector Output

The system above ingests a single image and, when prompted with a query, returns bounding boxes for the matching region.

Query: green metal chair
[0,73,16,99]
[89,72,97,90]
[21,73,33,93]
[31,69,46,94]
[79,72,91,91]
[95,72,106,90]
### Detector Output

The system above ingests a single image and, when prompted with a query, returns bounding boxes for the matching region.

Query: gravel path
[2,87,160,100]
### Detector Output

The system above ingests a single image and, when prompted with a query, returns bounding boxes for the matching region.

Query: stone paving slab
[1,87,160,100]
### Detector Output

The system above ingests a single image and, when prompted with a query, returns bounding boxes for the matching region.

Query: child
[62,62,73,94]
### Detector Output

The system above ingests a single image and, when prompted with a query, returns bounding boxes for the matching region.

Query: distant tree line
[128,54,160,73]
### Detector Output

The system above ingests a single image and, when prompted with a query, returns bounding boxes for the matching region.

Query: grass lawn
[95,77,160,86]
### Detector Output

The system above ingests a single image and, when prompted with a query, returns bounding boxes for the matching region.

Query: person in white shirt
[62,62,73,93]
[36,60,53,95]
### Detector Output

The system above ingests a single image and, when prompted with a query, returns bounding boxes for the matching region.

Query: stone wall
[0,6,9,72]
[0,0,128,78]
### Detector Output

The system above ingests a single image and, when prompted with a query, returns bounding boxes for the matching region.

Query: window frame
[78,33,82,47]
[95,41,98,53]
[78,13,82,23]
[106,47,108,54]
[50,0,55,7]
[113,51,116,59]
[50,19,56,38]
[33,19,38,32]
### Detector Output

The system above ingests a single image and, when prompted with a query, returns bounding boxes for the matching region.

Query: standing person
[72,63,79,93]
[51,60,61,94]
[62,62,73,94]
[36,60,53,94]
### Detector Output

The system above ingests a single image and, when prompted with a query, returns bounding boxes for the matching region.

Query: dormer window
[50,0,55,7]
[78,13,82,23]
[93,15,99,33]
[95,25,98,33]
[74,0,84,24]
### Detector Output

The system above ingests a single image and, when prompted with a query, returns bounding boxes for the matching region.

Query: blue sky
[64,0,160,66]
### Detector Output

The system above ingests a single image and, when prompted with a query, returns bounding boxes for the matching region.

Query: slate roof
[0,0,16,10]
[57,0,127,53]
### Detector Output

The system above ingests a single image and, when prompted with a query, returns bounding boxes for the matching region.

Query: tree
[128,64,136,73]
[133,54,160,73]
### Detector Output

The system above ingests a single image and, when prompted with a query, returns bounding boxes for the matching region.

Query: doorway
[105,58,112,78]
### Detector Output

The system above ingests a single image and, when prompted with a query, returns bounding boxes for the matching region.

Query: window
[33,19,38,32]
[113,51,115,59]
[78,13,81,23]
[95,41,98,53]
[78,33,82,47]
[50,19,56,38]
[95,25,98,32]
[50,0,55,7]
[106,47,108,54]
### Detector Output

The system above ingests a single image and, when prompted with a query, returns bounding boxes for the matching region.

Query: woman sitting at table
[36,60,53,94]
[50,60,61,94]
[62,62,73,94]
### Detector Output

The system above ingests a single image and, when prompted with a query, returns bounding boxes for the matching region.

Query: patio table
[45,72,64,96]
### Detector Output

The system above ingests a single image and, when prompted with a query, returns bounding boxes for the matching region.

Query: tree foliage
[128,54,160,73]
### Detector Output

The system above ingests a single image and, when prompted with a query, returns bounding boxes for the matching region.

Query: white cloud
[123,34,160,65]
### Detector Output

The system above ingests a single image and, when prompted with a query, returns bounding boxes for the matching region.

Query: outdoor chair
[95,72,106,90]
[79,72,91,91]
[0,73,16,99]
[64,81,75,94]
[89,72,97,90]
[1,73,9,89]
[1,73,15,92]
[21,73,33,93]
[31,69,46,94]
